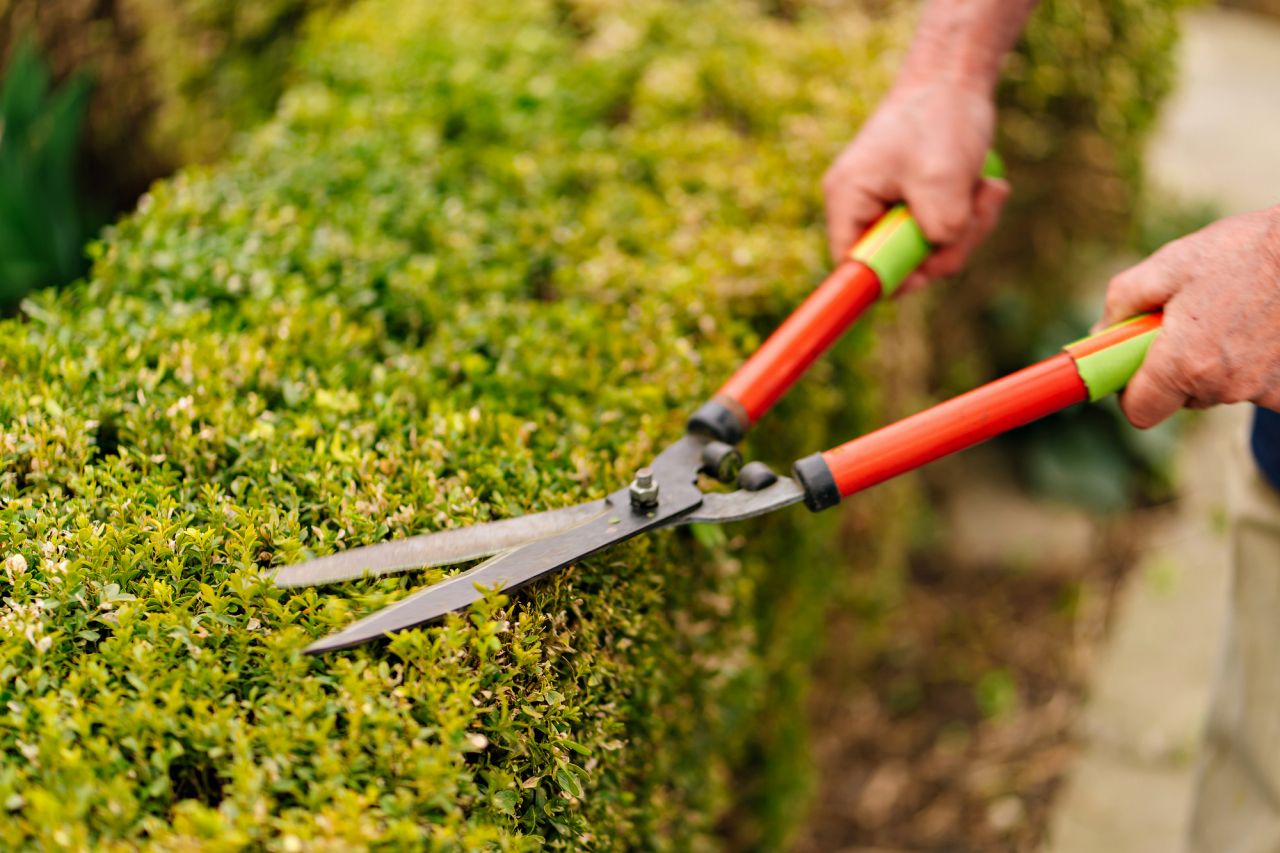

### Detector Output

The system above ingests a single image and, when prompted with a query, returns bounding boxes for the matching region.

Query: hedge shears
[278,155,1162,654]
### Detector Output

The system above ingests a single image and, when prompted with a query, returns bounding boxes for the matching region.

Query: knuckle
[1101,286,1124,316]
[917,152,960,183]
[920,206,968,244]
[1173,348,1224,399]
[937,211,969,241]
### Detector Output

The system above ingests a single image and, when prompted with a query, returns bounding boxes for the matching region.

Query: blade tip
[302,632,357,655]
[302,639,335,655]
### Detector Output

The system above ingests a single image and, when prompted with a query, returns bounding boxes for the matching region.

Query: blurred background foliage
[0,39,97,310]
[0,0,344,209]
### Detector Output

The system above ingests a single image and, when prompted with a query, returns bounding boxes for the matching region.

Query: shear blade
[277,474,806,590]
[303,482,702,654]
[300,476,805,654]
[274,499,610,588]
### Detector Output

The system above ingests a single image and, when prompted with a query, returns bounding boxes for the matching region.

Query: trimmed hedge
[0,1,910,847]
[0,0,1186,848]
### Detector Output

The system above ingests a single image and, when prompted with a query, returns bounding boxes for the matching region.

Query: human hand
[823,81,1009,292]
[1097,207,1280,428]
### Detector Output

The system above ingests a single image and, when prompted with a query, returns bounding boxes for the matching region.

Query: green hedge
[0,1,910,847]
[0,0,1186,848]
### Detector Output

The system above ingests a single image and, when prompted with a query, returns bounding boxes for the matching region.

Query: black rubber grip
[687,396,747,444]
[792,452,840,512]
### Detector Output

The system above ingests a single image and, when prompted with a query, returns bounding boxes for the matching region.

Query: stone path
[1045,8,1280,852]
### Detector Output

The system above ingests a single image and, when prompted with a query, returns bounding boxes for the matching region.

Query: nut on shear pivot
[629,467,660,508]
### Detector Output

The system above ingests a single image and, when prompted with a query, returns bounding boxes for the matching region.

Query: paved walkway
[1046,8,1280,852]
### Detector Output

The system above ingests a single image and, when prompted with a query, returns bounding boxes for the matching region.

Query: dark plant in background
[0,38,94,311]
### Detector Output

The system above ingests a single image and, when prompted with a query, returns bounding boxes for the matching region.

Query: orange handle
[687,261,883,442]
[687,153,1006,444]
[792,312,1163,510]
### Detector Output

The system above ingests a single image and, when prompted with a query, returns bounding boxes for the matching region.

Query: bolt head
[629,470,660,508]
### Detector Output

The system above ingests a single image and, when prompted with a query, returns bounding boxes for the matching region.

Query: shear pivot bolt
[701,441,743,483]
[738,461,778,492]
[629,467,660,508]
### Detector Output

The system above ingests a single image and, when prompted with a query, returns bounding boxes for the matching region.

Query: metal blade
[274,499,608,588]
[676,476,804,525]
[304,480,703,654]
[278,471,805,591]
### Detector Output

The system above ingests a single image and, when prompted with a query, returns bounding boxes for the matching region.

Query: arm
[824,0,1038,288]
[1098,207,1280,428]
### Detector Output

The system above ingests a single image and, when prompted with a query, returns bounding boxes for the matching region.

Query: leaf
[561,739,591,757]
[492,789,521,816]
[554,765,584,800]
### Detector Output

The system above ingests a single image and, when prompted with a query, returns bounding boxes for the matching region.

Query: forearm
[896,0,1040,95]
[822,0,1032,258]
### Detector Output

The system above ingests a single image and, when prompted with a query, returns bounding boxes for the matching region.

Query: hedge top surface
[0,0,898,847]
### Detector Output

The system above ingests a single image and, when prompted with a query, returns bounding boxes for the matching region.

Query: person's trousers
[1187,433,1280,852]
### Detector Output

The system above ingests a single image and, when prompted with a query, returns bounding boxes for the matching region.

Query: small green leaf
[562,739,591,757]
[492,789,520,816]
[975,669,1018,719]
[554,766,584,799]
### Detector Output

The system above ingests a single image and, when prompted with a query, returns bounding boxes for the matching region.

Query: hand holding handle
[688,152,1006,443]
[793,312,1163,510]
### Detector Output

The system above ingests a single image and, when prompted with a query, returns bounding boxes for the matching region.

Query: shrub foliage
[0,1,905,847]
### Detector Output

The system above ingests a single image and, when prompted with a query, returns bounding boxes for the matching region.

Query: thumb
[1118,335,1187,429]
[1096,255,1180,332]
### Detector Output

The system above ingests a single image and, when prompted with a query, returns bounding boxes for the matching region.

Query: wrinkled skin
[1098,208,1280,428]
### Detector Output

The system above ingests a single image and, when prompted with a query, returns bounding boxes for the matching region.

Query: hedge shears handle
[793,312,1163,510]
[688,151,1006,444]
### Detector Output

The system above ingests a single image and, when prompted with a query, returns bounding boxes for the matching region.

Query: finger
[916,178,1010,279]
[903,160,977,246]
[1097,254,1181,330]
[1118,335,1188,429]
[825,188,888,264]
[824,164,893,263]
[967,177,1010,249]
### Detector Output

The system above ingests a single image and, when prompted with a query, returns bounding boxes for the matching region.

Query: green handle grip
[1064,311,1163,401]
[849,150,1005,295]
